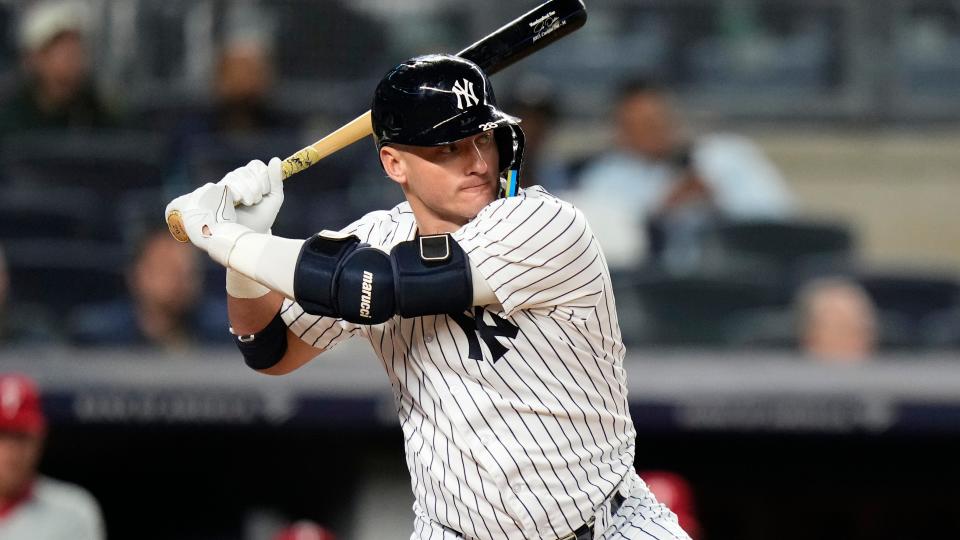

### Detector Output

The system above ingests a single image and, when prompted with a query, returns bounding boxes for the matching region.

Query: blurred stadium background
[1,0,959,538]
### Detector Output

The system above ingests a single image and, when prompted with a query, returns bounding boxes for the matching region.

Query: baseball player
[0,374,105,540]
[166,54,691,540]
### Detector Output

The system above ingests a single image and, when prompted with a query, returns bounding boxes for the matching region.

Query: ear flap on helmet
[493,125,524,172]
[495,125,525,198]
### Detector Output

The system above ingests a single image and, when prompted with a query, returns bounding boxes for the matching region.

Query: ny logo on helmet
[452,79,479,110]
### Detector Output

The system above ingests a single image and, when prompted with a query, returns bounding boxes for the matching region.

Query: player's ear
[380,146,408,187]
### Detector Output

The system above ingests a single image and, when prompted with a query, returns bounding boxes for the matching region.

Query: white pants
[595,471,690,540]
[411,471,691,540]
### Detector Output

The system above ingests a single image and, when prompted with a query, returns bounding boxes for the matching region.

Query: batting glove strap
[231,308,288,370]
[208,222,256,267]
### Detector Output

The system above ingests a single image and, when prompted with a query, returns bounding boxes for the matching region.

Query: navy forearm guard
[293,232,472,324]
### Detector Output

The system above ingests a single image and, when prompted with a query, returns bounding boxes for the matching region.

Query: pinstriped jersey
[281,186,636,540]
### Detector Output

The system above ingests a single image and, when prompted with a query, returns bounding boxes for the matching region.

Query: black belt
[443,492,626,540]
[557,492,626,540]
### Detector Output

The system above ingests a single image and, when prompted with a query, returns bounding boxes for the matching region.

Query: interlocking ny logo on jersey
[452,78,479,110]
[451,307,519,363]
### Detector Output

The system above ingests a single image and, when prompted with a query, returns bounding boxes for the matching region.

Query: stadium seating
[702,219,857,300]
[0,130,168,194]
[857,271,960,348]
[3,238,125,315]
[0,187,101,240]
[627,269,786,346]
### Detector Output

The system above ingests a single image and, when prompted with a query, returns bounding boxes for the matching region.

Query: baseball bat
[167,0,588,242]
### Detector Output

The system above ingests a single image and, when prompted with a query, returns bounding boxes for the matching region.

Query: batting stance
[166,55,690,540]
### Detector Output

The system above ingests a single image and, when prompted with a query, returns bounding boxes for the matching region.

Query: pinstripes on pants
[410,472,691,540]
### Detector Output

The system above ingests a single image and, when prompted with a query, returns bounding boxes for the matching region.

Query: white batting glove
[219,158,284,234]
[164,183,254,267]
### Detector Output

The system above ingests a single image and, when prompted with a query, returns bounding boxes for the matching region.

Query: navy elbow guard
[293,232,472,324]
[232,308,289,370]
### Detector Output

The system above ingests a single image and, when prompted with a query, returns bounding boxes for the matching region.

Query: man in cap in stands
[0,373,104,539]
[0,0,119,136]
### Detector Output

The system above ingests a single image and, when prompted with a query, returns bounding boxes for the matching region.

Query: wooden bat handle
[166,111,373,242]
[167,0,587,242]
[280,111,372,179]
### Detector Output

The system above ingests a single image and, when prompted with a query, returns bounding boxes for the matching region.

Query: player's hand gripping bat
[167,0,587,241]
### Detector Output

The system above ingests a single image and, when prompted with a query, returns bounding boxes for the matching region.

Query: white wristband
[207,222,255,267]
[226,268,270,298]
[229,233,302,300]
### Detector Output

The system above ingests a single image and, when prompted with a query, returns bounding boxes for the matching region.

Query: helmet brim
[387,105,520,148]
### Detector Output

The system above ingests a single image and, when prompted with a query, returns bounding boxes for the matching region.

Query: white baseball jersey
[0,476,105,540]
[282,187,638,540]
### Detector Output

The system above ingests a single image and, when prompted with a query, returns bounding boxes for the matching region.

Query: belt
[442,492,626,540]
[556,492,626,540]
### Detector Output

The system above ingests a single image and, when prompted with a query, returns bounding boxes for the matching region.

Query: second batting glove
[220,157,285,234]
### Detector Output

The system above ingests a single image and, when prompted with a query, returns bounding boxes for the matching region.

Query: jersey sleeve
[453,188,606,318]
[280,297,363,352]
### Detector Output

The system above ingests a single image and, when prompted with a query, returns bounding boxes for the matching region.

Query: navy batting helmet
[371,54,525,196]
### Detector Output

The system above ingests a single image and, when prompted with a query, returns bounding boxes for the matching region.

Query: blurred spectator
[166,32,299,195]
[0,0,119,137]
[796,276,878,363]
[175,32,295,139]
[638,470,701,540]
[68,227,228,348]
[274,520,337,540]
[504,76,568,192]
[209,35,289,135]
[0,374,104,539]
[0,245,60,345]
[566,79,793,272]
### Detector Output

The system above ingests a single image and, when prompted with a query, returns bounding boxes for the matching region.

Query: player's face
[0,432,42,498]
[384,131,500,233]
